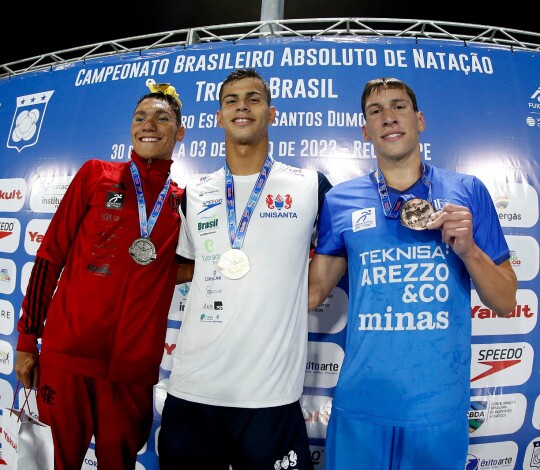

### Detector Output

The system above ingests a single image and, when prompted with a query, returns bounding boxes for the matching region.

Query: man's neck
[377,156,422,191]
[226,146,269,176]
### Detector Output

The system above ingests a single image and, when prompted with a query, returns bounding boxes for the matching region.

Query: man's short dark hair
[361,77,419,115]
[219,68,272,106]
[136,92,182,126]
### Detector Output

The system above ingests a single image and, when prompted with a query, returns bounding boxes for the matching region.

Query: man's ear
[268,106,276,125]
[176,126,186,142]
[216,110,224,128]
[417,111,426,132]
[361,125,371,142]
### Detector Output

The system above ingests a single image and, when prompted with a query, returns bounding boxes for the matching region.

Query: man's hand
[426,203,474,259]
[15,350,39,389]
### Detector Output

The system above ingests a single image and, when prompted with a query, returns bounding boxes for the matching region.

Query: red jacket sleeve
[17,256,63,354]
[17,160,94,354]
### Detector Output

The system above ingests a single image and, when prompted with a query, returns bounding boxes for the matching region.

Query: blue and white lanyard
[374,163,447,217]
[130,161,171,238]
[225,155,274,249]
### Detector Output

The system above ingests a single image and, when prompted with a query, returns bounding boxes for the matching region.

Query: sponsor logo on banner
[469,400,488,433]
[0,258,16,294]
[470,342,533,388]
[526,86,540,128]
[523,439,540,470]
[7,90,54,152]
[24,218,51,255]
[309,445,326,470]
[0,339,14,375]
[506,235,540,281]
[304,341,343,388]
[168,282,190,321]
[29,174,74,212]
[466,441,517,469]
[0,217,21,253]
[308,285,348,334]
[486,180,538,228]
[0,299,15,335]
[0,178,27,212]
[468,393,526,437]
[471,289,537,336]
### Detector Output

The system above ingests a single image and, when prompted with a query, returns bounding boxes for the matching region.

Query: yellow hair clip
[146,78,182,108]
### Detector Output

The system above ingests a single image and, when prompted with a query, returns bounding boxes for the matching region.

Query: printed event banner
[0,36,539,469]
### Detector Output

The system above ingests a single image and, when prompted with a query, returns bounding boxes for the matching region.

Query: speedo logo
[198,199,222,215]
[470,342,533,388]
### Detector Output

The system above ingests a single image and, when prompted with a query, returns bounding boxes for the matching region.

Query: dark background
[2,0,538,65]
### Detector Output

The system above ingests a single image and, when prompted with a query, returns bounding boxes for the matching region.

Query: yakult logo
[471,289,537,336]
[24,218,51,255]
[0,178,27,212]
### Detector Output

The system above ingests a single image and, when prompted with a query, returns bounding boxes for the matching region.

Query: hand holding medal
[375,163,445,231]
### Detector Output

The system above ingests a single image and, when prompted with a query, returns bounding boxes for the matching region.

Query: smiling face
[216,77,276,146]
[361,86,425,164]
[131,97,185,160]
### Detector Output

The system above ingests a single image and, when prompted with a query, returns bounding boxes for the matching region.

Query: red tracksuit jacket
[17,151,183,384]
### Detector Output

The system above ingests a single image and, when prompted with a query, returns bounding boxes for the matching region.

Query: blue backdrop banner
[0,36,539,470]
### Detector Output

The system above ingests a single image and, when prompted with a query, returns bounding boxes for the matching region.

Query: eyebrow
[222,90,263,101]
[135,106,172,114]
[366,98,408,109]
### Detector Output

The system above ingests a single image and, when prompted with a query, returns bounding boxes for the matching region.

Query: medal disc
[217,248,250,280]
[128,237,157,265]
[400,198,435,230]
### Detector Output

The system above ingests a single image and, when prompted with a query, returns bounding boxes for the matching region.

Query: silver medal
[400,198,435,230]
[128,237,157,265]
[217,248,250,279]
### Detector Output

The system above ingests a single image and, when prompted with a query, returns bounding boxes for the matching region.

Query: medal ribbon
[225,155,274,250]
[130,161,171,238]
[374,163,447,218]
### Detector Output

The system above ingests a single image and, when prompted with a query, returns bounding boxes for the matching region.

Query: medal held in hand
[400,198,435,230]
[374,163,443,230]
[129,237,157,265]
[217,248,250,280]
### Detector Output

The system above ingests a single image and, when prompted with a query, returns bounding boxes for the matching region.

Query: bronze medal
[400,198,435,230]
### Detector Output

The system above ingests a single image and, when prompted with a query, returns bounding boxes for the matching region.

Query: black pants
[158,394,314,470]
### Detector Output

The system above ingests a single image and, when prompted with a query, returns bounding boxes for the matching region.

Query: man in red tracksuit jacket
[14,82,193,470]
